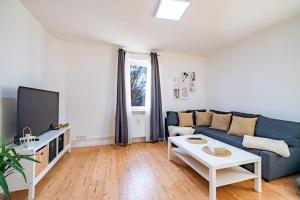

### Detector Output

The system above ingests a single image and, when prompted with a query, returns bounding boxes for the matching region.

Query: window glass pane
[130,65,147,107]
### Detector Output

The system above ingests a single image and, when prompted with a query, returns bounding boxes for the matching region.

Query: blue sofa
[165,110,300,181]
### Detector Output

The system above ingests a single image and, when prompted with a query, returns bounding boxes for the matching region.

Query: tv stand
[4,127,71,200]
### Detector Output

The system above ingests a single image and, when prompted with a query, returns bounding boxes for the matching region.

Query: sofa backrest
[231,111,260,118]
[210,110,231,114]
[255,116,300,147]
[166,111,179,126]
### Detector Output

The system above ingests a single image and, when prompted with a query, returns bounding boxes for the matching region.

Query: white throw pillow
[168,126,195,137]
[242,135,290,157]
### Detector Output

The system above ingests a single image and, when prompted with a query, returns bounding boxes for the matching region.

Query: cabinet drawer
[65,129,71,146]
[35,145,49,177]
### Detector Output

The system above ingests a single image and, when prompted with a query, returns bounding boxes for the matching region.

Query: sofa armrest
[165,117,169,140]
[260,147,300,180]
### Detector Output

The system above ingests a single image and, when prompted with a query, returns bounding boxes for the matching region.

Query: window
[129,59,149,110]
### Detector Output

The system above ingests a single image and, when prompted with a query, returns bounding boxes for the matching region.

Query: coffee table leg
[168,138,172,161]
[254,161,262,192]
[209,168,216,200]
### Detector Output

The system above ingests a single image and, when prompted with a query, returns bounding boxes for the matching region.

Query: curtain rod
[116,50,160,56]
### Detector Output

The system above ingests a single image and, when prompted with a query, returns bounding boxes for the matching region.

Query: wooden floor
[10,142,299,200]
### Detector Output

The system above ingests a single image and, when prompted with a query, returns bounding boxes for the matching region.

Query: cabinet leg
[68,146,71,153]
[28,183,35,200]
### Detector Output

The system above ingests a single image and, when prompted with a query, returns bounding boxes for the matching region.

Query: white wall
[65,42,118,142]
[0,0,67,143]
[206,15,300,122]
[65,43,206,142]
[159,52,206,113]
[0,0,206,145]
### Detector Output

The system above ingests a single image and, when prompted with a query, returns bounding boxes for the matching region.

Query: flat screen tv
[17,86,59,140]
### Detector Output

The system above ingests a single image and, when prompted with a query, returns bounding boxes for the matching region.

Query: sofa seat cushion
[195,127,261,155]
[255,116,300,147]
[195,126,225,135]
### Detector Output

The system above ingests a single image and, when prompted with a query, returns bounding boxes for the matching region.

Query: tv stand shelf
[15,127,69,151]
[5,127,71,200]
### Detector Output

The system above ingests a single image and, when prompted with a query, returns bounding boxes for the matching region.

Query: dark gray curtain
[150,52,164,141]
[115,49,128,145]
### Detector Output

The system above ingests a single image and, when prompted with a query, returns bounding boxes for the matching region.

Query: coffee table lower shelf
[174,148,258,187]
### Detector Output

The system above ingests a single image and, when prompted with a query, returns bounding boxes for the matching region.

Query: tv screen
[17,87,59,138]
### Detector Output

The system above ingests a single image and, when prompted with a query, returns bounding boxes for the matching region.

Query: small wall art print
[172,71,196,100]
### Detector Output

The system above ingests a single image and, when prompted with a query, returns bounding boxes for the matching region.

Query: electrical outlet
[79,135,86,139]
[76,135,87,140]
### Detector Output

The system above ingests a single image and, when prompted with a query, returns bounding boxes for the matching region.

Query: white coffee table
[168,135,261,200]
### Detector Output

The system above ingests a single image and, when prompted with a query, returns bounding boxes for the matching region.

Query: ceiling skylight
[155,0,190,21]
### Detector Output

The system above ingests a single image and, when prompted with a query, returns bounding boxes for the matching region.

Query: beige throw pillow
[178,112,193,127]
[210,113,232,131]
[228,116,257,136]
[196,111,213,126]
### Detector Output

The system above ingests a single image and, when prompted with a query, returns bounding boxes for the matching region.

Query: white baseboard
[72,136,115,147]
[72,136,147,147]
[131,136,146,143]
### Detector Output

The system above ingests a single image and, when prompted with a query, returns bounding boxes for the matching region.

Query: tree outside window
[130,65,148,107]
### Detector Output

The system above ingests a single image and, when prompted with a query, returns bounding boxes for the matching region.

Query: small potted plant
[0,141,39,199]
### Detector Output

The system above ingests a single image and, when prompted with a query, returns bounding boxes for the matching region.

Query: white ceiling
[21,0,300,55]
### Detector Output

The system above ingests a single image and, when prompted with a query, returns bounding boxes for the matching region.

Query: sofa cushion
[228,116,257,136]
[194,126,210,134]
[166,111,179,126]
[255,116,300,147]
[178,112,194,127]
[196,111,213,126]
[210,113,232,131]
[187,109,206,125]
[196,126,226,135]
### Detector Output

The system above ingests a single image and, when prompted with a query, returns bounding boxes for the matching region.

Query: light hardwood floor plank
[7,142,299,200]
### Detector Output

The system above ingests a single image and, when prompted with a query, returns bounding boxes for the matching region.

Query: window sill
[132,110,146,115]
[131,107,146,115]
[131,106,146,111]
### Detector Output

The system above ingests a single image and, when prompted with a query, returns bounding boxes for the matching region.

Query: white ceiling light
[155,0,190,21]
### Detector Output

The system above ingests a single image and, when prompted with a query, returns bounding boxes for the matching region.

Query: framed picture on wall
[172,71,196,100]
